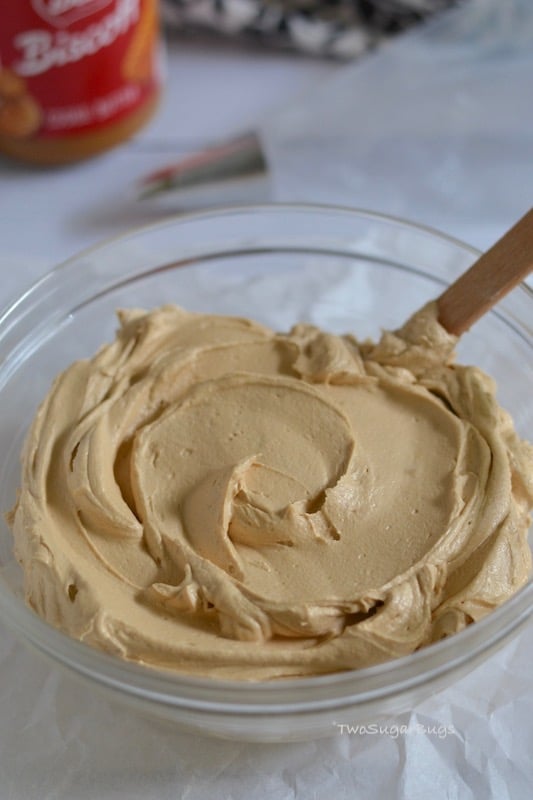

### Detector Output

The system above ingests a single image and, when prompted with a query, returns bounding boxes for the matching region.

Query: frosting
[8,303,533,679]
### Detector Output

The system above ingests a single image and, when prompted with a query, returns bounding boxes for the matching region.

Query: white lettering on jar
[15,0,139,76]
[31,0,114,29]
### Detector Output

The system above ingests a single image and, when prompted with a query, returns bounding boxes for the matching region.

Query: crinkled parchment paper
[0,624,531,799]
[1,3,532,796]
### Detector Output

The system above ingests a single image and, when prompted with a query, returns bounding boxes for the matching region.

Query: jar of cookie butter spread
[0,0,162,165]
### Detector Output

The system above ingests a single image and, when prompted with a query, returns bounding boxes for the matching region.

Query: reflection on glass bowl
[0,205,531,742]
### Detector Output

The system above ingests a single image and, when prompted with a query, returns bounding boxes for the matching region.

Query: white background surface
[1,5,532,798]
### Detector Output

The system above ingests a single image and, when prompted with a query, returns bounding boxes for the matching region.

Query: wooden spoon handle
[437,208,533,336]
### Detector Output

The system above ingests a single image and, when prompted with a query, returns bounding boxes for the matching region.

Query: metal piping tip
[138,131,270,207]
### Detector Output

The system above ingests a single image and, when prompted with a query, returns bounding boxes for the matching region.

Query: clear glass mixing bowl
[0,205,531,742]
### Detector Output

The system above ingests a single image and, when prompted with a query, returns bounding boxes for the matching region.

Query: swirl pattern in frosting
[8,303,533,678]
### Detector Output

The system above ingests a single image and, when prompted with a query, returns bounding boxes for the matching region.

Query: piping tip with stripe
[138,131,271,208]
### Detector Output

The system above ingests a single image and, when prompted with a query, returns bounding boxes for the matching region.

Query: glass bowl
[0,205,531,742]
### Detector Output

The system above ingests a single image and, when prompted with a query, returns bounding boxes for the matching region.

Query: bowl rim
[0,202,531,715]
[0,567,531,715]
[1,201,532,328]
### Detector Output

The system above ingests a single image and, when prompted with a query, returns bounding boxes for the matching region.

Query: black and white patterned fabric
[162,0,460,59]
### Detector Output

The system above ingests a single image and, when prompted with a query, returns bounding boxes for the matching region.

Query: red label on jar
[0,0,159,140]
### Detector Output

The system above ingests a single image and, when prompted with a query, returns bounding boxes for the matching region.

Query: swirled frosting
[8,303,533,678]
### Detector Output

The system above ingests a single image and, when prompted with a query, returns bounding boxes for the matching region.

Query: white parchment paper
[0,624,531,799]
[1,3,532,796]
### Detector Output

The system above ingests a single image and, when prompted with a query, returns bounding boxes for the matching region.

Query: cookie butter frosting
[8,303,533,679]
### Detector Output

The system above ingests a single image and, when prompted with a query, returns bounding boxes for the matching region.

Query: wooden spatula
[437,208,533,336]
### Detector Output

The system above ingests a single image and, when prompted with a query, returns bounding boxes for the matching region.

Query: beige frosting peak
[8,303,533,679]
